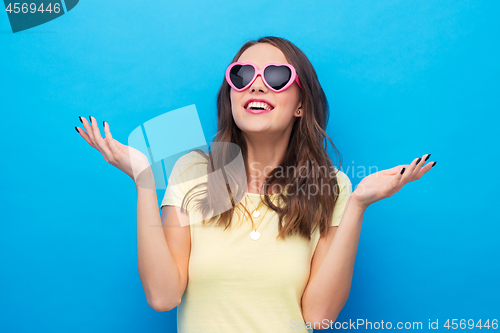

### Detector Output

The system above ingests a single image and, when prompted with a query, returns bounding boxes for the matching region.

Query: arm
[301,197,365,324]
[136,167,190,312]
[74,116,190,312]
[302,154,435,324]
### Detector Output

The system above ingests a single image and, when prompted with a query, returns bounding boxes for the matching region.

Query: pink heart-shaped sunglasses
[225,62,302,93]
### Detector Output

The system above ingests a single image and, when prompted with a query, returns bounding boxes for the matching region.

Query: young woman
[75,36,436,332]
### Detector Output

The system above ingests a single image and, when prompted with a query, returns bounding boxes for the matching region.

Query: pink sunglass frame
[225,61,302,93]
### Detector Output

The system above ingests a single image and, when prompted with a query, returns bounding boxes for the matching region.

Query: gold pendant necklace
[245,194,270,241]
[250,230,261,241]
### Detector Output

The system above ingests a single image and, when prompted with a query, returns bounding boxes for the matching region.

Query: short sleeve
[331,170,353,227]
[160,151,208,210]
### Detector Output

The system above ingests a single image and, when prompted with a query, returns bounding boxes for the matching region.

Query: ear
[295,107,302,117]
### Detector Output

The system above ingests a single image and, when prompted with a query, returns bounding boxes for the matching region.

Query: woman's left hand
[350,154,436,209]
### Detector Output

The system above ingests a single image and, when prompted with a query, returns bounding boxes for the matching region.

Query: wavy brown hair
[180,36,343,240]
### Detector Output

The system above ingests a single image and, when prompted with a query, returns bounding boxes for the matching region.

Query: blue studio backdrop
[1,0,499,332]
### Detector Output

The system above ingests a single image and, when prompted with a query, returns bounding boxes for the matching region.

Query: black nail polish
[425,154,431,161]
[79,116,83,124]
[75,126,79,134]
[416,158,421,165]
[432,161,437,167]
[401,168,405,175]
[89,115,92,123]
[103,121,105,127]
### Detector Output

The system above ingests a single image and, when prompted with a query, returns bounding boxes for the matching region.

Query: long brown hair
[180,36,343,240]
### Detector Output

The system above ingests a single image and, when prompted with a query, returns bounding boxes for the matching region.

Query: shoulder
[175,150,208,166]
[333,168,352,189]
[169,150,209,183]
[332,169,352,199]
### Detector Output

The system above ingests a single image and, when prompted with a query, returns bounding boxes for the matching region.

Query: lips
[243,98,275,114]
[245,108,272,114]
[243,98,275,109]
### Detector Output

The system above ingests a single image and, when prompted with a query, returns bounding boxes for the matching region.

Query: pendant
[250,230,261,240]
[252,210,260,218]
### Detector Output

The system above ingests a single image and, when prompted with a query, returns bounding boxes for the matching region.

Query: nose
[249,74,268,92]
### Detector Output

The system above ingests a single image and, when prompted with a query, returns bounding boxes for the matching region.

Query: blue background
[1,0,499,332]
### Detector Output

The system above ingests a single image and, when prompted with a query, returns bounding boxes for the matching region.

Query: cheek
[230,91,241,112]
[277,93,298,115]
[230,92,235,109]
[230,92,237,115]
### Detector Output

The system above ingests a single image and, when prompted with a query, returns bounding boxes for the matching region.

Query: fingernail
[75,126,79,134]
[416,158,421,165]
[103,121,105,128]
[401,167,405,175]
[425,154,431,161]
[79,116,83,124]
[89,116,92,123]
[432,161,437,167]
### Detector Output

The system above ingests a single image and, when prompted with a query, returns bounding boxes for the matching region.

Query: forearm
[302,197,366,322]
[136,168,182,310]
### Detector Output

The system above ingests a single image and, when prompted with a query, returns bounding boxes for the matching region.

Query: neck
[242,129,292,195]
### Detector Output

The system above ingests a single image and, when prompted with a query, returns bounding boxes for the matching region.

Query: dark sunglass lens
[264,66,292,90]
[229,65,255,89]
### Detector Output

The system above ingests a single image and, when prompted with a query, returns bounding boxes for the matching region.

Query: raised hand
[75,116,153,186]
[350,153,436,209]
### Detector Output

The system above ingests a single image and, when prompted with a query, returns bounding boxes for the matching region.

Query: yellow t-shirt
[161,151,352,333]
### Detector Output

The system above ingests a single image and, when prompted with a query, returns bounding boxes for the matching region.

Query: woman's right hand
[75,116,153,185]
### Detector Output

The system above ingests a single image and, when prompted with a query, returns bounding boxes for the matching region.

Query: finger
[75,126,96,149]
[103,121,119,156]
[411,159,434,181]
[387,166,406,195]
[410,153,429,180]
[87,116,104,154]
[384,164,409,175]
[89,116,113,160]
[401,157,420,184]
[80,116,97,147]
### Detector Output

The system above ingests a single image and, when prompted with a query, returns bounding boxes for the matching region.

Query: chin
[236,121,272,135]
[241,125,270,133]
